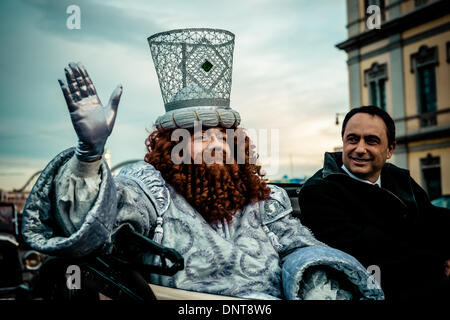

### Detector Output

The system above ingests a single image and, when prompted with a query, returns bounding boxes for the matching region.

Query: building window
[364,0,386,24]
[410,45,438,127]
[417,66,437,113]
[420,154,442,200]
[378,78,386,110]
[446,42,450,63]
[370,82,378,106]
[364,62,388,110]
[414,0,428,7]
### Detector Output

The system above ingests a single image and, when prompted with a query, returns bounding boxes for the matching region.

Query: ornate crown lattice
[148,28,235,112]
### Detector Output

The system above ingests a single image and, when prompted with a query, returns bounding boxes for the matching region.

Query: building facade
[336,0,450,200]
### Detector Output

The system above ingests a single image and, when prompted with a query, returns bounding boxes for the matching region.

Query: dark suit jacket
[298,152,450,300]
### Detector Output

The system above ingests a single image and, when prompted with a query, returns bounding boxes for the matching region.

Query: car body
[431,195,450,209]
[0,202,46,299]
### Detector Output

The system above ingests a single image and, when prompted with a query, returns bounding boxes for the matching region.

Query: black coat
[298,152,450,300]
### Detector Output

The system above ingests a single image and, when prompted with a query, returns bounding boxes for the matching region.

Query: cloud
[0,0,350,188]
[21,0,162,48]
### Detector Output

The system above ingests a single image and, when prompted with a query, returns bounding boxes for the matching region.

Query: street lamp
[104,149,111,168]
[335,112,347,126]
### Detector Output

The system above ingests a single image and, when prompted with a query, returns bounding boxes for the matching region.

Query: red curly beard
[144,128,271,224]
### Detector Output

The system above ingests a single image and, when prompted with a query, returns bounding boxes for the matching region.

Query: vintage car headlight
[23,250,42,271]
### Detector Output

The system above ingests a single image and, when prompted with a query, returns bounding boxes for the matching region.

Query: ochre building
[336,0,450,200]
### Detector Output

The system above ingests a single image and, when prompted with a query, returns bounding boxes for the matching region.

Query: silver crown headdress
[148,28,241,129]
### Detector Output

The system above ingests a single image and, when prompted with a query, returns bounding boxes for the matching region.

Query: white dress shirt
[341,164,381,187]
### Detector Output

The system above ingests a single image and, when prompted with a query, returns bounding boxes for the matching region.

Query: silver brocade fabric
[21,148,384,300]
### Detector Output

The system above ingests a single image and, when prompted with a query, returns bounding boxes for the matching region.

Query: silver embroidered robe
[22,148,384,300]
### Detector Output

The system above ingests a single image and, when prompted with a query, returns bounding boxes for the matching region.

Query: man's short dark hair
[341,106,396,147]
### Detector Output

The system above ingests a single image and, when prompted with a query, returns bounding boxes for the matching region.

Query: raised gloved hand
[58,62,123,162]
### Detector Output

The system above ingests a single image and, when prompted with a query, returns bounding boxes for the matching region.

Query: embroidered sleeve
[261,185,324,256]
[116,161,170,243]
[22,148,166,257]
[262,185,292,224]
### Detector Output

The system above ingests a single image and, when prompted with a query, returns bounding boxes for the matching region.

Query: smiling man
[341,110,395,185]
[298,106,450,300]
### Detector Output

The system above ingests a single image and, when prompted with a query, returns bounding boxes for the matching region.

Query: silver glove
[58,62,123,162]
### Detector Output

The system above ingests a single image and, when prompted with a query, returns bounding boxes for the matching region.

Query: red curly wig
[144,127,271,224]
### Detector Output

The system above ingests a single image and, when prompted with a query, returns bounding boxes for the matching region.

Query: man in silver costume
[21,29,384,300]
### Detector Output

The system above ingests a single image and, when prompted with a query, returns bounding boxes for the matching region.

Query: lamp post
[104,149,111,168]
[335,112,347,126]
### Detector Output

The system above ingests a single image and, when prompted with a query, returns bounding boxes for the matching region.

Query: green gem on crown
[201,60,213,72]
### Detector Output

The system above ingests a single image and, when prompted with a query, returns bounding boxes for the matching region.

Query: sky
[0,0,350,190]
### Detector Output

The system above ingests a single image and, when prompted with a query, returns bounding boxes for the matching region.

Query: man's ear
[387,141,396,159]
